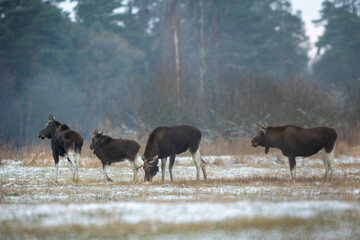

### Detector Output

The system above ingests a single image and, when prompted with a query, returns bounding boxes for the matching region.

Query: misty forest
[2,1,360,239]
[1,0,360,145]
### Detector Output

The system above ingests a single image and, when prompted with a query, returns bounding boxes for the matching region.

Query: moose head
[142,155,159,181]
[90,129,103,151]
[38,115,60,139]
[251,122,272,154]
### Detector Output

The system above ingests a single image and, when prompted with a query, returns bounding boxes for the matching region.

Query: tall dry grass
[1,133,360,167]
[2,211,359,239]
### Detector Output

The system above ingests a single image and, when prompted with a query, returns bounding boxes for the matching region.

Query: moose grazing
[90,130,141,182]
[251,123,337,182]
[142,125,207,182]
[38,115,83,182]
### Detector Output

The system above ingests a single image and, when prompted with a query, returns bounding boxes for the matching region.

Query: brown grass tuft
[1,210,359,239]
[1,135,360,167]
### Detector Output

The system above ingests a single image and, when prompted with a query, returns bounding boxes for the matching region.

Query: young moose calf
[38,115,83,182]
[90,130,141,182]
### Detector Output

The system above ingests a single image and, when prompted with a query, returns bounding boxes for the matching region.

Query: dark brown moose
[38,115,83,182]
[251,123,337,182]
[90,130,141,182]
[142,125,207,182]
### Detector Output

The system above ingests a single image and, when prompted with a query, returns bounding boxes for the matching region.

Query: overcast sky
[291,0,324,58]
[59,0,325,59]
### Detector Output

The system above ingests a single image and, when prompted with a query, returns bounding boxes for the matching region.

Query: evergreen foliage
[0,0,358,144]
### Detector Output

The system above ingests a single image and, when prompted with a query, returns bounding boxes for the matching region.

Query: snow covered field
[1,155,359,239]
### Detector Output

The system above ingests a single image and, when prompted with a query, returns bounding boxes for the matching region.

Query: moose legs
[287,149,335,183]
[53,153,60,183]
[160,156,175,181]
[102,164,113,182]
[161,158,167,181]
[74,153,80,180]
[288,156,296,182]
[169,155,176,181]
[129,154,142,181]
[67,158,73,173]
[191,149,207,181]
[53,152,80,182]
[322,149,335,182]
[67,151,80,180]
[159,155,176,182]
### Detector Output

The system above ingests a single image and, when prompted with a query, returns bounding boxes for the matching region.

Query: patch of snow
[0,201,358,227]
[0,159,22,165]
[1,162,359,203]
[336,156,360,164]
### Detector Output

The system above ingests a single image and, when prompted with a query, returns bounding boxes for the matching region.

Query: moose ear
[93,129,98,136]
[48,114,54,121]
[256,122,265,131]
[256,122,267,135]
[150,155,158,164]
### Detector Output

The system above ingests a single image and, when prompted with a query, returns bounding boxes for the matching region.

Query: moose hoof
[107,178,113,182]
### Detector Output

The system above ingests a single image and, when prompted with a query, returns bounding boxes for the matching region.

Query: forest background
[1,0,360,150]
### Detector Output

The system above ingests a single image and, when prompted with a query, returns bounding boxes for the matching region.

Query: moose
[251,123,337,182]
[90,130,142,182]
[38,115,83,182]
[142,125,207,182]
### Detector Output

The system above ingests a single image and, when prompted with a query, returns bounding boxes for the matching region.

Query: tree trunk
[199,0,206,102]
[211,3,219,97]
[24,54,35,143]
[18,102,24,144]
[171,0,181,108]
[173,26,181,108]
[25,80,34,142]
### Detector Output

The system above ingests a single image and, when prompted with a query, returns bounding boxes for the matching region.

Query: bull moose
[90,130,141,182]
[38,115,83,182]
[142,125,207,182]
[251,123,337,182]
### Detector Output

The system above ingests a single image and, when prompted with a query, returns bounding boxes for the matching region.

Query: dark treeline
[0,0,359,145]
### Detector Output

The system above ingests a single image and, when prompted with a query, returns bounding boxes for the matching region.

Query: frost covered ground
[1,155,360,239]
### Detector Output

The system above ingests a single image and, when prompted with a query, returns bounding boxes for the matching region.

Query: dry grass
[1,161,359,239]
[336,140,360,157]
[1,130,359,239]
[1,163,359,203]
[1,210,359,239]
[200,137,258,156]
[2,136,359,167]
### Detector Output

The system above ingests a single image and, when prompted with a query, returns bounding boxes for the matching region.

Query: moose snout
[251,139,258,147]
[38,133,44,139]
